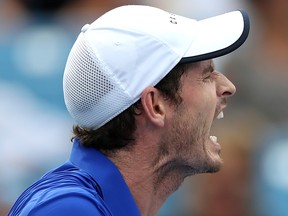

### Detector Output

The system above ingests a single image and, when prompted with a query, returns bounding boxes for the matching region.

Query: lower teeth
[210,135,217,142]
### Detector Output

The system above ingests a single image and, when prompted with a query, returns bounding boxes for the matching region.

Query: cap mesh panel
[63,34,131,128]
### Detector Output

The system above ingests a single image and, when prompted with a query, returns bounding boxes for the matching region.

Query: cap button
[81,24,90,33]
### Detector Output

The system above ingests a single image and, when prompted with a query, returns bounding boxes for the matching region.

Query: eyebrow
[202,61,215,74]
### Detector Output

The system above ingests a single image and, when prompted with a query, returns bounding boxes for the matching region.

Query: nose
[216,72,236,98]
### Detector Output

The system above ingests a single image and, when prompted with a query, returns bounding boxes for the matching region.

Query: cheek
[183,80,216,104]
[199,86,217,114]
[176,100,214,147]
[169,107,208,152]
[183,90,216,118]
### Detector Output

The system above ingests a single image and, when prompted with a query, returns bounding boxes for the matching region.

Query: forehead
[185,60,214,74]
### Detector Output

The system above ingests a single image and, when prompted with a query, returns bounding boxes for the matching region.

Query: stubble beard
[154,108,222,185]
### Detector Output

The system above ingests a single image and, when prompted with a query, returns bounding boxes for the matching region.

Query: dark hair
[73,63,191,152]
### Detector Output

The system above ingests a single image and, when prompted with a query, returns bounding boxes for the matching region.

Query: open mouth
[209,111,224,144]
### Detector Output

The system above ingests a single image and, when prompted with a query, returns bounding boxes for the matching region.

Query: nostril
[223,91,233,96]
[224,82,236,97]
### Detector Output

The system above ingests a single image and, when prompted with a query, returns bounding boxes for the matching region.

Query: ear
[140,87,166,127]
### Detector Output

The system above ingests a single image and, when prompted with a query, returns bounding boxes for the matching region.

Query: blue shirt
[8,139,141,216]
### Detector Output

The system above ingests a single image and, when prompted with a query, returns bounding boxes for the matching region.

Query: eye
[202,63,216,82]
[204,73,212,80]
[208,65,215,73]
[203,71,216,82]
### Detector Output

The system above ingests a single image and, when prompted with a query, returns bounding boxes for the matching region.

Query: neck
[109,146,187,216]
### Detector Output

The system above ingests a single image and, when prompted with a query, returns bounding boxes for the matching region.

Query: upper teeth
[217,111,224,119]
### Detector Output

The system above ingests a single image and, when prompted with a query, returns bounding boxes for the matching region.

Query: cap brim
[180,10,250,64]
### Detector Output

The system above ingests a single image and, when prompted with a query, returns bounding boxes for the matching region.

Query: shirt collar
[69,139,141,216]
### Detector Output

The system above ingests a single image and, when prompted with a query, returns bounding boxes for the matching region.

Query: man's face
[159,60,236,176]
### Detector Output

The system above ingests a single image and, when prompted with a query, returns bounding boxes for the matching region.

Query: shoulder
[9,166,112,216]
[16,189,112,216]
[32,193,112,216]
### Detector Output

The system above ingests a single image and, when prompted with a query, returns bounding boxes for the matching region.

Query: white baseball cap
[63,5,250,129]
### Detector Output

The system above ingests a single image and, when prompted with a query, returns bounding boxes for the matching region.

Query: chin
[204,143,223,172]
[185,156,223,176]
[205,157,223,173]
[196,153,223,174]
[206,163,222,173]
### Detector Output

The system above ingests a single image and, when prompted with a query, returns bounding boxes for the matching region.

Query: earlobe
[141,87,165,127]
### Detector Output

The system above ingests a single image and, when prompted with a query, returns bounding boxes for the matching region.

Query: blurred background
[1,0,288,215]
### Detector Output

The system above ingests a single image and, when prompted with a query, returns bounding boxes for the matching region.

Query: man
[9,5,249,216]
